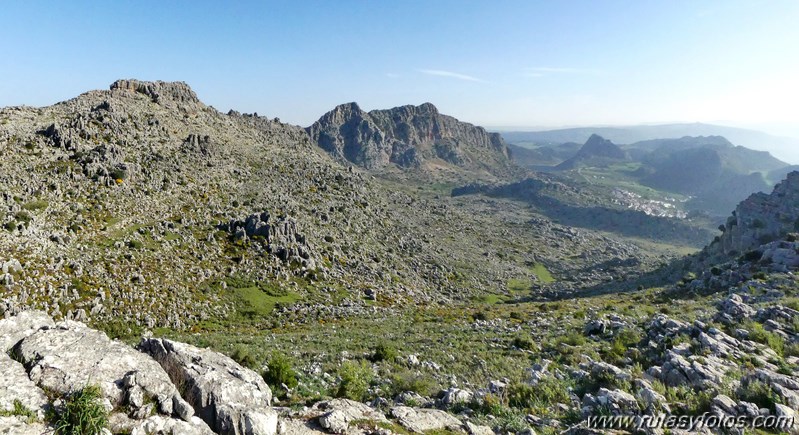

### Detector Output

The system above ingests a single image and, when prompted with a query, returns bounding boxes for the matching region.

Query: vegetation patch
[0,399,37,423]
[530,263,555,283]
[52,385,108,435]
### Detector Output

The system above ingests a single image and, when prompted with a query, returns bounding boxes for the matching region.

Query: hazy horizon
[2,1,797,140]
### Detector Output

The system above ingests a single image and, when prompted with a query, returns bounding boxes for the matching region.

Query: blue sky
[1,1,797,137]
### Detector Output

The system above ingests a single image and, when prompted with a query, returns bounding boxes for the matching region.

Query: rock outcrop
[12,320,194,422]
[110,79,202,108]
[221,212,316,271]
[140,338,277,435]
[711,171,799,255]
[306,102,511,174]
[0,311,288,435]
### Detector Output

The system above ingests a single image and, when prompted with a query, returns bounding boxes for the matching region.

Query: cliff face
[306,102,511,173]
[714,171,799,255]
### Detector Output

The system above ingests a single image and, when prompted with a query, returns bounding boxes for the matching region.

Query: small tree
[263,353,298,398]
[336,360,373,401]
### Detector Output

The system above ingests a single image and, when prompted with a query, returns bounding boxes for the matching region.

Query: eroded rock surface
[141,338,276,435]
[13,320,193,422]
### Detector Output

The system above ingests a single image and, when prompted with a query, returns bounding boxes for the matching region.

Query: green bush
[511,336,538,351]
[507,377,571,410]
[127,240,144,250]
[231,346,257,369]
[664,385,713,415]
[557,332,586,347]
[336,360,373,401]
[14,211,32,224]
[737,380,780,411]
[371,343,398,363]
[785,342,799,358]
[54,385,108,435]
[263,353,298,398]
[389,370,436,397]
[744,321,785,357]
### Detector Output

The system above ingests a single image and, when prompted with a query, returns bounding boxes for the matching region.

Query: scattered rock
[315,399,388,434]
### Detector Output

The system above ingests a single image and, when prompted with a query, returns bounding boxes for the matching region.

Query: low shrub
[737,380,780,411]
[389,370,436,397]
[230,346,257,369]
[507,377,572,410]
[336,360,374,401]
[371,343,398,363]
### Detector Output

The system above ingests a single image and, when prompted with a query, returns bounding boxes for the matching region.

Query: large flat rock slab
[0,310,54,351]
[141,338,277,435]
[13,320,192,422]
[390,406,463,433]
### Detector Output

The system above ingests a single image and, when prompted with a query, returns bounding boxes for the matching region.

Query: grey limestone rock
[0,310,54,351]
[13,320,192,422]
[0,416,51,435]
[390,406,463,433]
[315,398,388,434]
[0,353,49,419]
[306,102,511,174]
[140,338,276,435]
[129,415,216,435]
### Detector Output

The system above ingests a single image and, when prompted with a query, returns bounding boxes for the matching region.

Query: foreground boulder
[315,399,388,434]
[390,406,463,433]
[140,338,277,435]
[12,320,194,422]
[129,415,217,435]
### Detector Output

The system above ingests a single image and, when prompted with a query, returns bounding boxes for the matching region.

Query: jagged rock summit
[556,134,629,170]
[711,171,799,256]
[109,79,202,107]
[306,102,512,175]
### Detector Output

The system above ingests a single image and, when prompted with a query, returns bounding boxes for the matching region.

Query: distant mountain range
[514,133,794,216]
[498,123,799,164]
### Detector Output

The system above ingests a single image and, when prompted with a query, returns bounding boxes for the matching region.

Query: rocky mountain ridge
[306,102,513,177]
[2,79,799,435]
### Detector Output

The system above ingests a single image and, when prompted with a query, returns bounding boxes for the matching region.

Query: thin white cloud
[417,69,484,82]
[523,67,602,77]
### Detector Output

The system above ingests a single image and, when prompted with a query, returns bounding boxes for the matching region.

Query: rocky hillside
[0,79,665,333]
[306,102,513,177]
